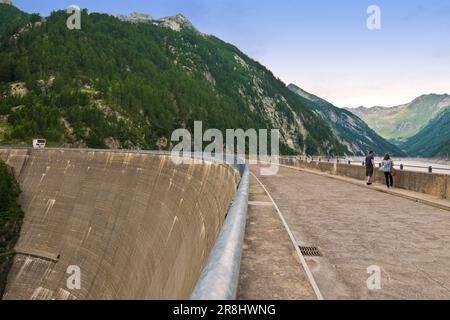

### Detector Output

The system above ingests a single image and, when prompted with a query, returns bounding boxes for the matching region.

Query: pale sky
[14,0,450,108]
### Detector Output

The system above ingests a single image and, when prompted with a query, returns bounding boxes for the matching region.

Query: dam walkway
[238,165,450,300]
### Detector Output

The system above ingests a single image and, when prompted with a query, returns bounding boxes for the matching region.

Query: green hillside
[0,7,355,155]
[349,94,450,142]
[288,84,405,156]
[0,5,407,156]
[0,3,30,38]
[401,108,450,158]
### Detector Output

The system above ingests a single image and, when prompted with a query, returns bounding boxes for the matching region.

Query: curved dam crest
[0,149,239,300]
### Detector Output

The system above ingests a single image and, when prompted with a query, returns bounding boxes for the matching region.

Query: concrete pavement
[246,165,450,300]
[237,174,317,300]
[279,162,450,212]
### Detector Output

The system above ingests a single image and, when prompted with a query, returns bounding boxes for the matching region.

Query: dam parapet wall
[280,157,449,200]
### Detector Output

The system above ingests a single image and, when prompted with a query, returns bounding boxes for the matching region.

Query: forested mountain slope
[0,5,394,155]
[0,3,30,37]
[401,108,450,158]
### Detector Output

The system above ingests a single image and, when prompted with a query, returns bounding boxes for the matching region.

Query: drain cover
[299,246,321,257]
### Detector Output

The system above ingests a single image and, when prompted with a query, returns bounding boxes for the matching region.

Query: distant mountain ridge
[115,12,197,32]
[348,94,450,142]
[347,94,450,157]
[288,84,405,156]
[116,12,153,24]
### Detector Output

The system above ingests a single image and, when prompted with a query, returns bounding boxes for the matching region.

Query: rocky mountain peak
[116,12,153,24]
[1,0,13,6]
[114,11,196,32]
[158,14,195,31]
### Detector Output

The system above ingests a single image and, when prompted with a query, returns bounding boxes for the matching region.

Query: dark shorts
[366,167,374,177]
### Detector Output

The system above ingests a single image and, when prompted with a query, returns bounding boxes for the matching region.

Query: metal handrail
[280,155,450,174]
[191,164,249,300]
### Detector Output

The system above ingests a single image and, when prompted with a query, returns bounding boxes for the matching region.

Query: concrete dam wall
[0,148,239,300]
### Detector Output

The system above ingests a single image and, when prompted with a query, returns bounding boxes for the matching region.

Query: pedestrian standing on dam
[382,153,394,189]
[365,151,375,185]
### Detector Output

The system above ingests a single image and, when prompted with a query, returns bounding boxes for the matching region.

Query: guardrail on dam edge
[0,147,249,300]
[191,162,249,300]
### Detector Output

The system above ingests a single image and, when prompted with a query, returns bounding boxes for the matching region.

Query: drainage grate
[299,246,321,257]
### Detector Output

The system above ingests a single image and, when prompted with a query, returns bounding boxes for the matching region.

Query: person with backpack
[382,153,395,189]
